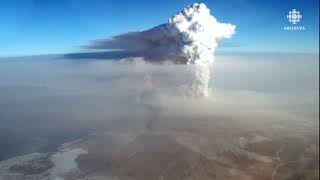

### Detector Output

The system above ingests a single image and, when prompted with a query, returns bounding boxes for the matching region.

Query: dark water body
[0,129,89,161]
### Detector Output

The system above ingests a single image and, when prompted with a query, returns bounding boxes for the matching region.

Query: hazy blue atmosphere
[0,1,319,180]
[0,0,319,56]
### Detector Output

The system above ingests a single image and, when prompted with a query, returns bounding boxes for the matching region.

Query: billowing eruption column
[167,3,235,65]
[88,3,235,97]
[167,3,235,97]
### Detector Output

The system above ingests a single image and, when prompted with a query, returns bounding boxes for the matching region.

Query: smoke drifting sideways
[88,3,236,97]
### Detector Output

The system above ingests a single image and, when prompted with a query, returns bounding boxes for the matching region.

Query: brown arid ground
[73,130,318,180]
[0,115,318,180]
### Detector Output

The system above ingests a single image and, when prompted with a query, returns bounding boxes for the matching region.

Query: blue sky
[0,0,319,57]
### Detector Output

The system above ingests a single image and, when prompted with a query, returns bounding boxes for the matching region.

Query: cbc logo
[287,9,302,24]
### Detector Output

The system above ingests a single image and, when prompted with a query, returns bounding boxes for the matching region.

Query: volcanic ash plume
[167,3,235,97]
[167,3,235,65]
[89,3,236,97]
